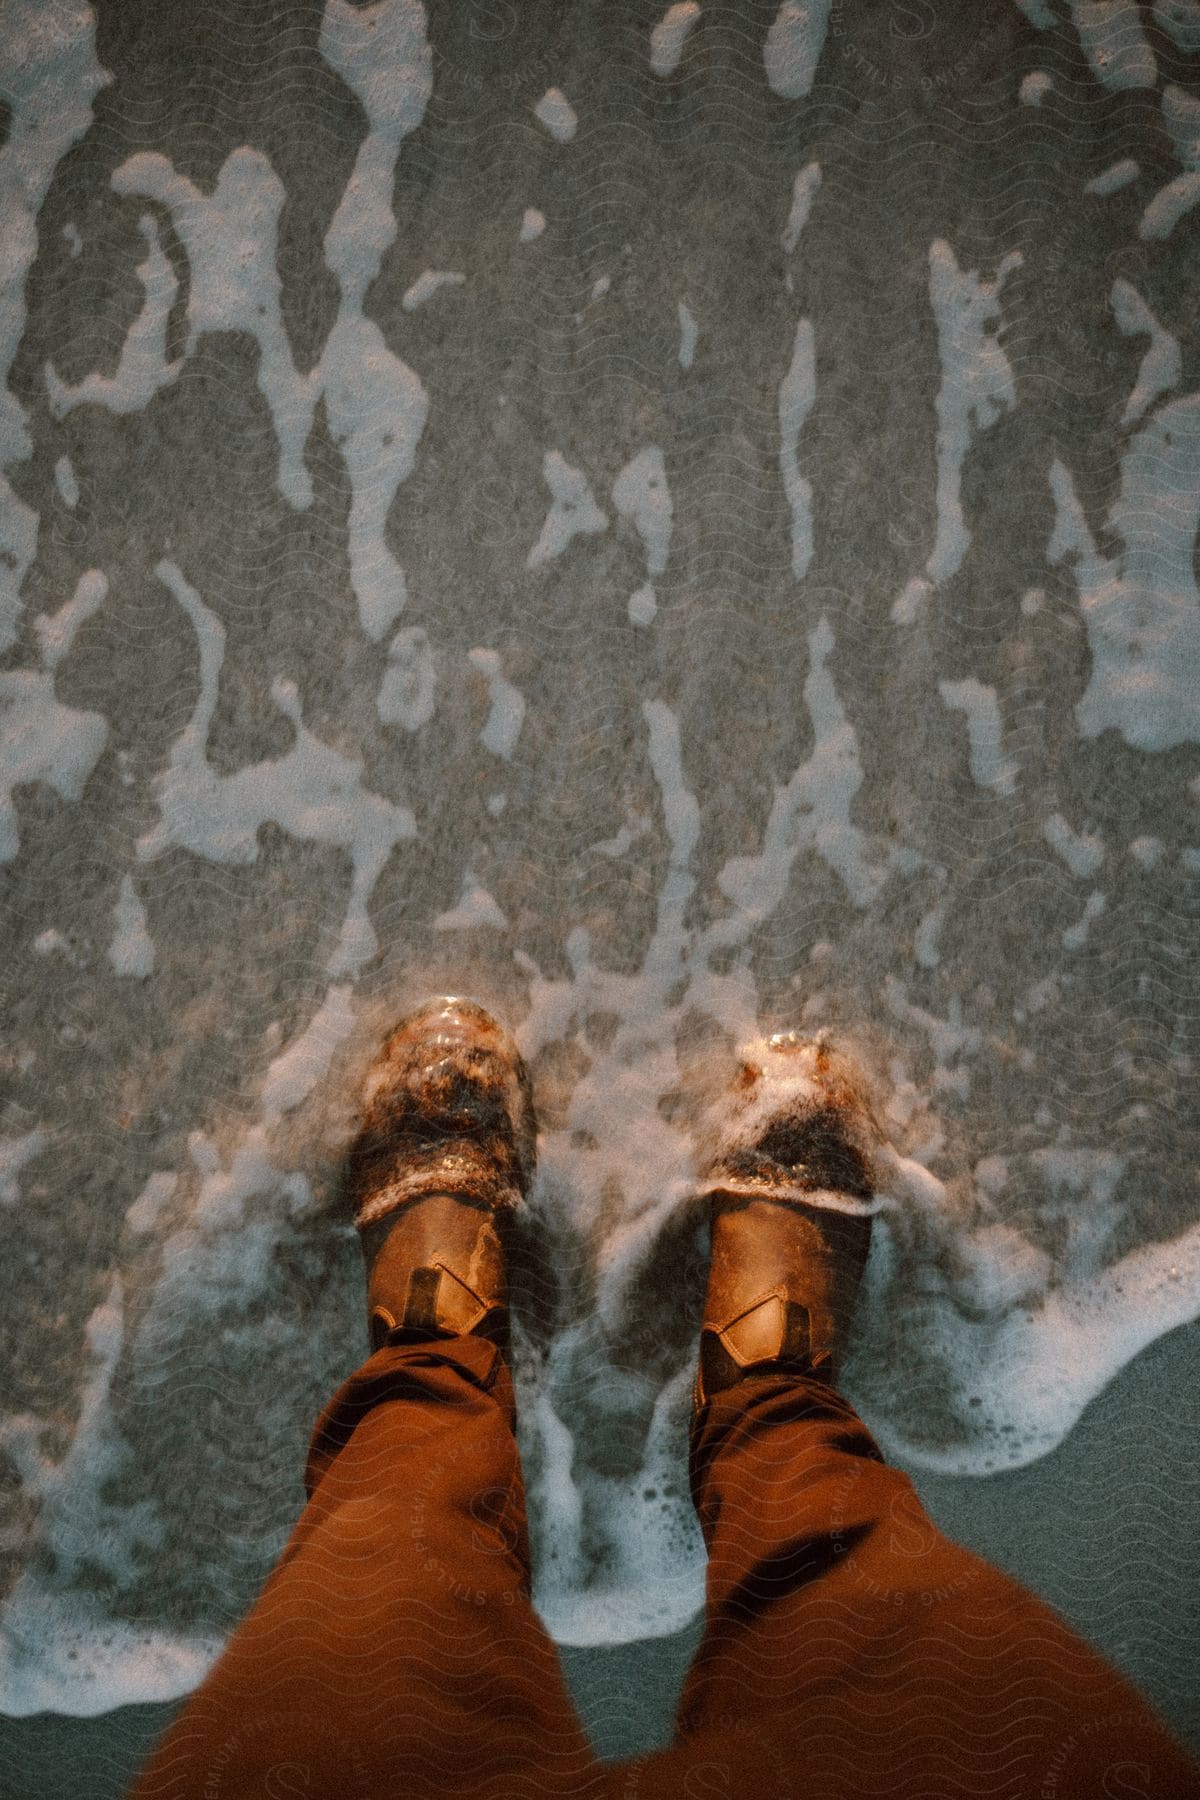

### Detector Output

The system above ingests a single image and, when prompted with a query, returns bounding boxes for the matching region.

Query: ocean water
[1,0,1198,1739]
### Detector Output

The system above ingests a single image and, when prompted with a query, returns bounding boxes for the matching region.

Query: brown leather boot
[347,997,537,1356]
[693,1032,879,1412]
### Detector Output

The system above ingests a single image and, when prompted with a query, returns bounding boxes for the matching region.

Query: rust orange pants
[131,1333,1200,1799]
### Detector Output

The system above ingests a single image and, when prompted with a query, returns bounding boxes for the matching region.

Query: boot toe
[349,996,537,1230]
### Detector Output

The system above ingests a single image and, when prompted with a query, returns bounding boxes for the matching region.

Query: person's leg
[130,1328,601,1800]
[650,1367,1200,1799]
[616,1032,1200,1798]
[131,999,603,1800]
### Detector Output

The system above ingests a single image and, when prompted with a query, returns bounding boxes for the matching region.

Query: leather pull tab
[402,1265,444,1336]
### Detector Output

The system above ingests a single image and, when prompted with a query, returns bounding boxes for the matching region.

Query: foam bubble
[781,161,821,254]
[1139,85,1200,239]
[528,451,608,568]
[676,301,698,369]
[0,1129,49,1206]
[1042,811,1104,878]
[925,242,1022,587]
[109,874,154,978]
[534,88,578,143]
[402,269,466,311]
[763,0,832,100]
[468,647,526,759]
[433,871,508,931]
[939,679,1018,796]
[1071,0,1156,90]
[650,3,701,78]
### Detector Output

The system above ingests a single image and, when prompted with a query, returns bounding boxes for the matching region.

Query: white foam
[1020,71,1053,104]
[33,570,107,671]
[717,617,893,913]
[528,1362,705,1645]
[109,874,154,977]
[891,576,932,625]
[124,1172,178,1235]
[676,301,697,369]
[316,301,428,640]
[184,1126,309,1237]
[528,450,608,568]
[953,1221,1051,1313]
[524,1387,586,1596]
[468,647,526,759]
[0,660,108,863]
[612,448,673,585]
[377,625,436,731]
[0,1129,49,1206]
[317,0,433,639]
[1139,169,1200,240]
[94,4,432,641]
[110,153,312,502]
[628,583,658,626]
[592,812,651,858]
[863,1209,1200,1476]
[1129,833,1165,869]
[1035,1145,1124,1264]
[589,274,611,303]
[938,678,1018,795]
[764,0,832,100]
[53,456,79,508]
[915,900,946,969]
[432,871,508,931]
[0,0,111,652]
[510,708,715,1347]
[261,985,356,1119]
[46,215,180,418]
[519,207,546,242]
[924,241,1022,588]
[1162,82,1200,166]
[1061,889,1106,950]
[781,161,821,253]
[1018,971,1065,1018]
[0,1277,224,1713]
[778,320,816,578]
[885,977,981,1090]
[1110,279,1181,426]
[1042,811,1104,877]
[1154,0,1200,48]
[1070,1,1156,88]
[32,928,72,960]
[401,268,465,311]
[1140,85,1200,239]
[321,0,431,298]
[650,3,701,76]
[137,560,417,976]
[1084,156,1139,196]
[534,88,578,143]
[1048,395,1200,751]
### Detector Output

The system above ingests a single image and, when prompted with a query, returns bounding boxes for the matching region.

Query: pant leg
[621,1372,1200,1800]
[129,1333,603,1800]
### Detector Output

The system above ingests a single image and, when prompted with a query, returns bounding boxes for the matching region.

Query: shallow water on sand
[0,0,1197,1740]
